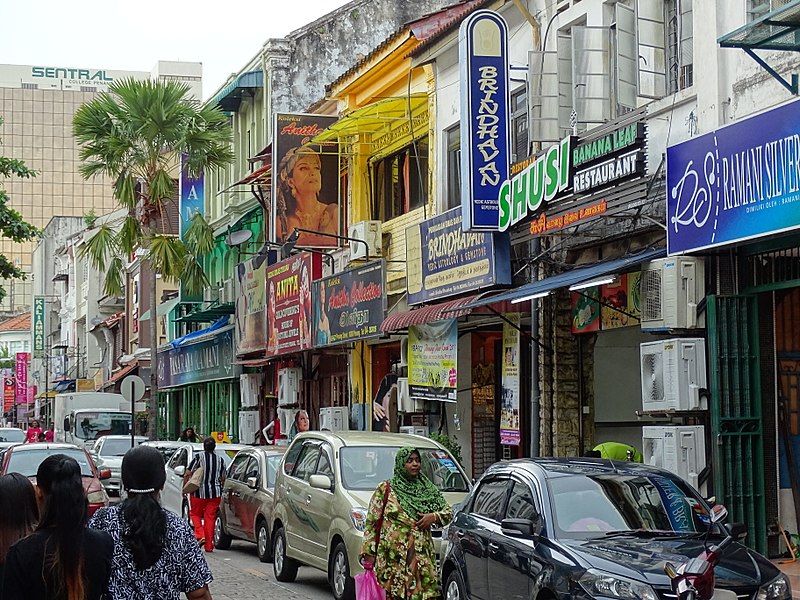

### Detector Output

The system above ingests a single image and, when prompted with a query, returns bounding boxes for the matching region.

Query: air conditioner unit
[643,425,706,490]
[277,367,302,406]
[277,408,295,439]
[203,286,219,304]
[640,338,707,412]
[238,410,260,445]
[399,425,428,437]
[399,337,409,367]
[220,278,235,304]
[397,377,424,413]
[320,406,349,431]
[348,220,383,260]
[640,257,705,331]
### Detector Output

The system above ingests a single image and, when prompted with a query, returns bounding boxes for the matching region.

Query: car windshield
[74,412,130,440]
[0,429,24,443]
[215,449,239,466]
[98,438,143,457]
[7,448,95,478]
[548,472,712,539]
[340,446,469,492]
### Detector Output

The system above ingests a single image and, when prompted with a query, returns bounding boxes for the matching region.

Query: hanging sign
[15,353,29,406]
[408,319,458,402]
[500,314,520,446]
[33,296,45,358]
[235,254,268,356]
[266,253,322,357]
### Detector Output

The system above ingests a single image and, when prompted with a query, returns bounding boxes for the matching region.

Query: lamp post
[283,227,370,259]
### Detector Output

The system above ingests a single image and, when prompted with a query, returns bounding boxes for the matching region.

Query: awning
[53,380,75,392]
[139,297,180,322]
[453,247,666,311]
[380,295,480,333]
[175,304,234,323]
[223,163,272,193]
[210,70,264,112]
[312,94,428,143]
[234,358,271,367]
[36,390,57,399]
[107,363,137,385]
[718,0,800,94]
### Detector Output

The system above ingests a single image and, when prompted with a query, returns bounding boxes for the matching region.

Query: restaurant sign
[406,208,511,306]
[313,260,386,347]
[266,253,322,357]
[157,328,239,389]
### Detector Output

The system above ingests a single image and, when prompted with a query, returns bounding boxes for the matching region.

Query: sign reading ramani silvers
[459,10,511,232]
[157,328,239,388]
[406,208,511,306]
[312,261,386,347]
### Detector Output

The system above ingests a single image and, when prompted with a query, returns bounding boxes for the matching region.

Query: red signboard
[266,253,322,357]
[3,376,15,413]
[15,352,29,405]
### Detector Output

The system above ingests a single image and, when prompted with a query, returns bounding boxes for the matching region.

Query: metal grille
[746,247,800,288]
[760,293,779,557]
[641,268,662,321]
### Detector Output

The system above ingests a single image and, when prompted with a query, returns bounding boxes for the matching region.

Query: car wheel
[272,527,299,582]
[214,512,232,550]
[330,541,355,600]
[256,520,271,563]
[445,569,467,600]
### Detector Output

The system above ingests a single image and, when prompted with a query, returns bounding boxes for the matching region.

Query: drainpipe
[530,238,540,457]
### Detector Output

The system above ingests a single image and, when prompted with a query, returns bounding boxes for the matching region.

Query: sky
[1,0,354,100]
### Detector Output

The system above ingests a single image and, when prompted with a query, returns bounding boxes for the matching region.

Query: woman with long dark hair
[0,473,39,583]
[1,454,113,600]
[89,445,213,599]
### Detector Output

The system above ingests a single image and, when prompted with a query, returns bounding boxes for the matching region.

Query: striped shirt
[188,451,226,499]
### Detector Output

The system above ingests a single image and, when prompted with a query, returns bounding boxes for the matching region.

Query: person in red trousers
[184,437,226,552]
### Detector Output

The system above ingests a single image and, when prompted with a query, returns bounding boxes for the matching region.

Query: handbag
[182,463,204,494]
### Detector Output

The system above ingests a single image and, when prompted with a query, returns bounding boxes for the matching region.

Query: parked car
[0,427,25,449]
[213,446,288,561]
[0,442,111,515]
[440,458,788,600]
[141,440,185,464]
[161,442,247,521]
[89,435,148,496]
[271,431,471,600]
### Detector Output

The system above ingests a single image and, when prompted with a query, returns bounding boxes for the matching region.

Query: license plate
[712,589,739,600]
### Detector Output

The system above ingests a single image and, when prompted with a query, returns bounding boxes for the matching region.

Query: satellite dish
[226,229,253,247]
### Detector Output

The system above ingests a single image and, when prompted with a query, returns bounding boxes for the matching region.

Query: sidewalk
[774,559,800,599]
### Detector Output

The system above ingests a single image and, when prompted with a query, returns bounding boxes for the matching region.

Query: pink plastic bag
[355,564,386,600]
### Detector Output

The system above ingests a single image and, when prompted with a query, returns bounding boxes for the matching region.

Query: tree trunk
[148,259,158,440]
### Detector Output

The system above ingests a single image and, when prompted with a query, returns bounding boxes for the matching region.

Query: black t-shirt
[1,527,113,600]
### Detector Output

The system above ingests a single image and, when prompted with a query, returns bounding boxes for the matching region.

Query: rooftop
[0,312,31,333]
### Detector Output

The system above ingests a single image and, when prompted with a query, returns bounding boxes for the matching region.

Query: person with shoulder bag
[183,437,226,552]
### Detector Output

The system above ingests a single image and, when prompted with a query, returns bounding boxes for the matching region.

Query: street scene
[2,0,800,598]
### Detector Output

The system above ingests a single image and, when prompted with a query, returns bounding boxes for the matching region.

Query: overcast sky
[2,0,354,100]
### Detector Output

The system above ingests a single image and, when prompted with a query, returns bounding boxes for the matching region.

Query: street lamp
[282,227,370,259]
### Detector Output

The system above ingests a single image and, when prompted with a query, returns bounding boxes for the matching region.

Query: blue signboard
[667,98,800,254]
[459,10,511,232]
[179,153,204,241]
[406,208,511,306]
[157,327,239,389]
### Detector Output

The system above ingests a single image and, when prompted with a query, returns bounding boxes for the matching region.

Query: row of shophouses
[28,0,800,557]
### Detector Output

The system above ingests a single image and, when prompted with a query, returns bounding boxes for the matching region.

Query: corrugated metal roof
[408,0,495,57]
[380,295,479,332]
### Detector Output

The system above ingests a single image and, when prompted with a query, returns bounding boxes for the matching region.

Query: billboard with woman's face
[272,113,339,247]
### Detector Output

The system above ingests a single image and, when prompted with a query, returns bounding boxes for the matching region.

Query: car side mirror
[63,418,71,433]
[710,504,728,524]
[98,468,112,480]
[728,522,747,541]
[246,476,259,490]
[309,474,333,490]
[174,466,186,477]
[501,517,538,539]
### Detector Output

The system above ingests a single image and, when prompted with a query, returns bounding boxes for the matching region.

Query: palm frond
[117,216,142,255]
[180,256,210,298]
[79,224,118,271]
[183,213,215,256]
[102,256,126,298]
[148,235,188,280]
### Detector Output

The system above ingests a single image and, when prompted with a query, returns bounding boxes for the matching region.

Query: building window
[511,88,529,163]
[445,125,461,210]
[666,0,694,93]
[371,137,429,221]
[748,0,791,20]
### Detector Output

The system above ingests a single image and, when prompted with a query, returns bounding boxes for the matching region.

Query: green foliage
[430,432,464,465]
[83,208,98,228]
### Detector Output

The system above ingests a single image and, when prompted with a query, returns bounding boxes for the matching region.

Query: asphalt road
[205,538,333,600]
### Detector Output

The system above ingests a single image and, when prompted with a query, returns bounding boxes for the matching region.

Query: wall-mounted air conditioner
[238,410,260,445]
[640,338,707,412]
[203,286,219,304]
[399,337,409,367]
[399,425,428,437]
[277,367,302,406]
[642,425,706,490]
[640,257,705,331]
[320,406,349,431]
[348,220,383,260]
[397,377,423,413]
[219,278,235,304]
[277,408,295,439]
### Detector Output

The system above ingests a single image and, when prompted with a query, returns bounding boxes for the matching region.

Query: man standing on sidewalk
[185,436,227,552]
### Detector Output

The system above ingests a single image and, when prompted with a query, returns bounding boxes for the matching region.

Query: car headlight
[351,507,368,531]
[757,574,791,600]
[87,491,107,505]
[579,569,658,600]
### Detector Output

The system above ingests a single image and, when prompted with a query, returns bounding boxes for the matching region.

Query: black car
[441,458,789,600]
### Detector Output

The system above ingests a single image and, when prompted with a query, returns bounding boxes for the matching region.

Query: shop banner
[179,153,204,241]
[667,98,800,254]
[271,113,339,246]
[235,254,268,356]
[459,10,511,231]
[266,253,321,357]
[500,314,520,445]
[406,208,511,306]
[408,319,458,402]
[33,296,45,358]
[571,287,601,334]
[2,376,13,413]
[157,327,239,389]
[15,353,28,405]
[313,260,386,347]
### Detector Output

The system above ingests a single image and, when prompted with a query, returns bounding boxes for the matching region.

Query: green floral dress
[361,481,453,600]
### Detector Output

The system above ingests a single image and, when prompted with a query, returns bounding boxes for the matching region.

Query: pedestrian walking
[184,436,226,552]
[360,447,452,600]
[1,454,113,600]
[179,427,200,442]
[88,445,213,599]
[24,420,42,444]
[44,423,54,443]
[0,473,39,585]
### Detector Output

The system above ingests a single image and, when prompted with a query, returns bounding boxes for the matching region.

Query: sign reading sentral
[459,10,511,232]
[31,67,113,82]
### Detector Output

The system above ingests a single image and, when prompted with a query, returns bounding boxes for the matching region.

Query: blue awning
[453,247,666,311]
[53,380,75,392]
[210,70,263,112]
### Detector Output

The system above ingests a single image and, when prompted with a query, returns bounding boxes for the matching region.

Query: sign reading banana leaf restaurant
[157,327,239,389]
[313,260,386,347]
[498,122,646,235]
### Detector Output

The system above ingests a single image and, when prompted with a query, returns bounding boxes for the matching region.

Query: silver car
[90,435,148,496]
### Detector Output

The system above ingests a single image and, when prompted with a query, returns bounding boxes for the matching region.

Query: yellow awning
[312,94,428,143]
[36,390,57,399]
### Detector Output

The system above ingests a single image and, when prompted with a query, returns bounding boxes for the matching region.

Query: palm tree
[73,78,234,438]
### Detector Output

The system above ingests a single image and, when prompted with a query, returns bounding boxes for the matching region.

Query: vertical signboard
[500,314,520,445]
[15,352,28,407]
[266,253,322,357]
[408,319,458,402]
[33,296,45,358]
[235,254,268,356]
[271,113,339,246]
[179,153,204,241]
[2,376,14,414]
[459,10,511,232]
